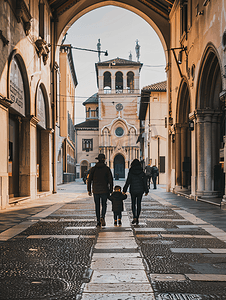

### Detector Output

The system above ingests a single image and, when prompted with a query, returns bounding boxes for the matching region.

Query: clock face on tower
[116,103,123,111]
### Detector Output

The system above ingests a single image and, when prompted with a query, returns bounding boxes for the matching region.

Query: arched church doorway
[175,80,191,191]
[196,45,223,197]
[114,154,125,179]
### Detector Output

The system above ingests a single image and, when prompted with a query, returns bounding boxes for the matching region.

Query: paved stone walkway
[81,207,155,300]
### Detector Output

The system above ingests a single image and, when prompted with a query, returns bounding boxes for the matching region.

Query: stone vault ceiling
[48,0,175,19]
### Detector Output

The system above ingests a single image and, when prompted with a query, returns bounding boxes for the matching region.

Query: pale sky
[65,5,166,123]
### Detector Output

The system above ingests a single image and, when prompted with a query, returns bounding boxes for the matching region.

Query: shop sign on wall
[10,57,25,116]
[37,87,46,129]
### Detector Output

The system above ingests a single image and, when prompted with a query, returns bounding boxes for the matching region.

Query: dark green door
[114,154,125,179]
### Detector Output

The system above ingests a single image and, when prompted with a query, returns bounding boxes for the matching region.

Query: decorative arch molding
[196,43,223,110]
[35,80,51,129]
[56,1,169,64]
[110,149,127,168]
[80,159,89,166]
[101,117,138,135]
[112,151,126,162]
[7,49,30,117]
[176,77,191,124]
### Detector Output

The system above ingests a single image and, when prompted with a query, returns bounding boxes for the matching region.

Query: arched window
[115,71,123,93]
[127,71,134,92]
[96,107,99,118]
[104,71,111,88]
[86,107,91,119]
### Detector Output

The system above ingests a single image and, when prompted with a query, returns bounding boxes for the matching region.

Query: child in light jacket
[108,185,127,226]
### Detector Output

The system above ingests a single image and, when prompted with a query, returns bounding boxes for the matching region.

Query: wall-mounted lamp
[189,120,194,131]
[172,134,175,143]
[178,50,183,64]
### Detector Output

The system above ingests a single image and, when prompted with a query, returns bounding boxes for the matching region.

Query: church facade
[75,57,142,179]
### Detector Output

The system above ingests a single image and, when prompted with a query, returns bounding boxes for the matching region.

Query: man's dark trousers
[94,193,108,222]
[152,175,157,189]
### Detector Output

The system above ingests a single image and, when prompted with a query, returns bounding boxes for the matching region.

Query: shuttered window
[159,156,165,173]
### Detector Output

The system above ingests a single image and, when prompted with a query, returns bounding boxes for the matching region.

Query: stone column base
[174,186,190,193]
[196,190,220,199]
[221,196,226,210]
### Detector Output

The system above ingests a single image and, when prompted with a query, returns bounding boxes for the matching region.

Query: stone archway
[8,52,31,200]
[195,44,223,197]
[114,154,125,179]
[175,79,191,191]
[55,1,171,56]
[36,82,51,192]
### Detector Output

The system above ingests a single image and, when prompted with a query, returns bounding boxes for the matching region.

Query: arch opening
[196,45,224,196]
[175,79,191,191]
[81,160,89,178]
[127,71,134,91]
[115,71,123,93]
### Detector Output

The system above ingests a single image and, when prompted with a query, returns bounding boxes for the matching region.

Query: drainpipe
[75,127,77,180]
[158,136,160,184]
[51,13,57,193]
[148,93,151,164]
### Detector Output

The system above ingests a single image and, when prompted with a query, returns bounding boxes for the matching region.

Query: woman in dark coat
[123,159,148,224]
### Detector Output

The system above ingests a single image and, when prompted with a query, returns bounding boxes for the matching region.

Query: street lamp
[189,120,194,131]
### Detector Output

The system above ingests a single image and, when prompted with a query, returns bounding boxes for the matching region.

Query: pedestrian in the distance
[108,185,127,226]
[87,153,113,227]
[123,159,148,225]
[151,165,159,189]
[145,163,152,189]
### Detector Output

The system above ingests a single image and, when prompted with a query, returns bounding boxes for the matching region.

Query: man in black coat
[87,153,113,227]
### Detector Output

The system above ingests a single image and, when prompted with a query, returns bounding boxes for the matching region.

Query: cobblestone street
[1,181,226,299]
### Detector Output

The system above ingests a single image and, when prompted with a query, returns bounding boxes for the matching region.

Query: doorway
[81,160,89,178]
[8,114,20,198]
[114,154,125,179]
[37,127,41,192]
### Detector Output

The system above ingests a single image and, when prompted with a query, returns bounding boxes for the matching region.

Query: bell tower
[95,57,143,178]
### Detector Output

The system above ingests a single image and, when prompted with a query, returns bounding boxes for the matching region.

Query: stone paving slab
[208,248,226,253]
[29,203,65,219]
[90,270,149,283]
[0,220,39,241]
[146,218,187,222]
[95,242,138,249]
[134,228,166,232]
[66,226,96,230]
[136,234,159,238]
[27,235,95,239]
[149,274,186,281]
[82,293,155,299]
[83,283,153,293]
[160,234,214,239]
[176,225,200,229]
[90,258,144,270]
[59,219,96,222]
[92,253,141,258]
[39,219,59,222]
[98,232,134,238]
[170,248,211,253]
[186,274,226,281]
[97,237,133,241]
